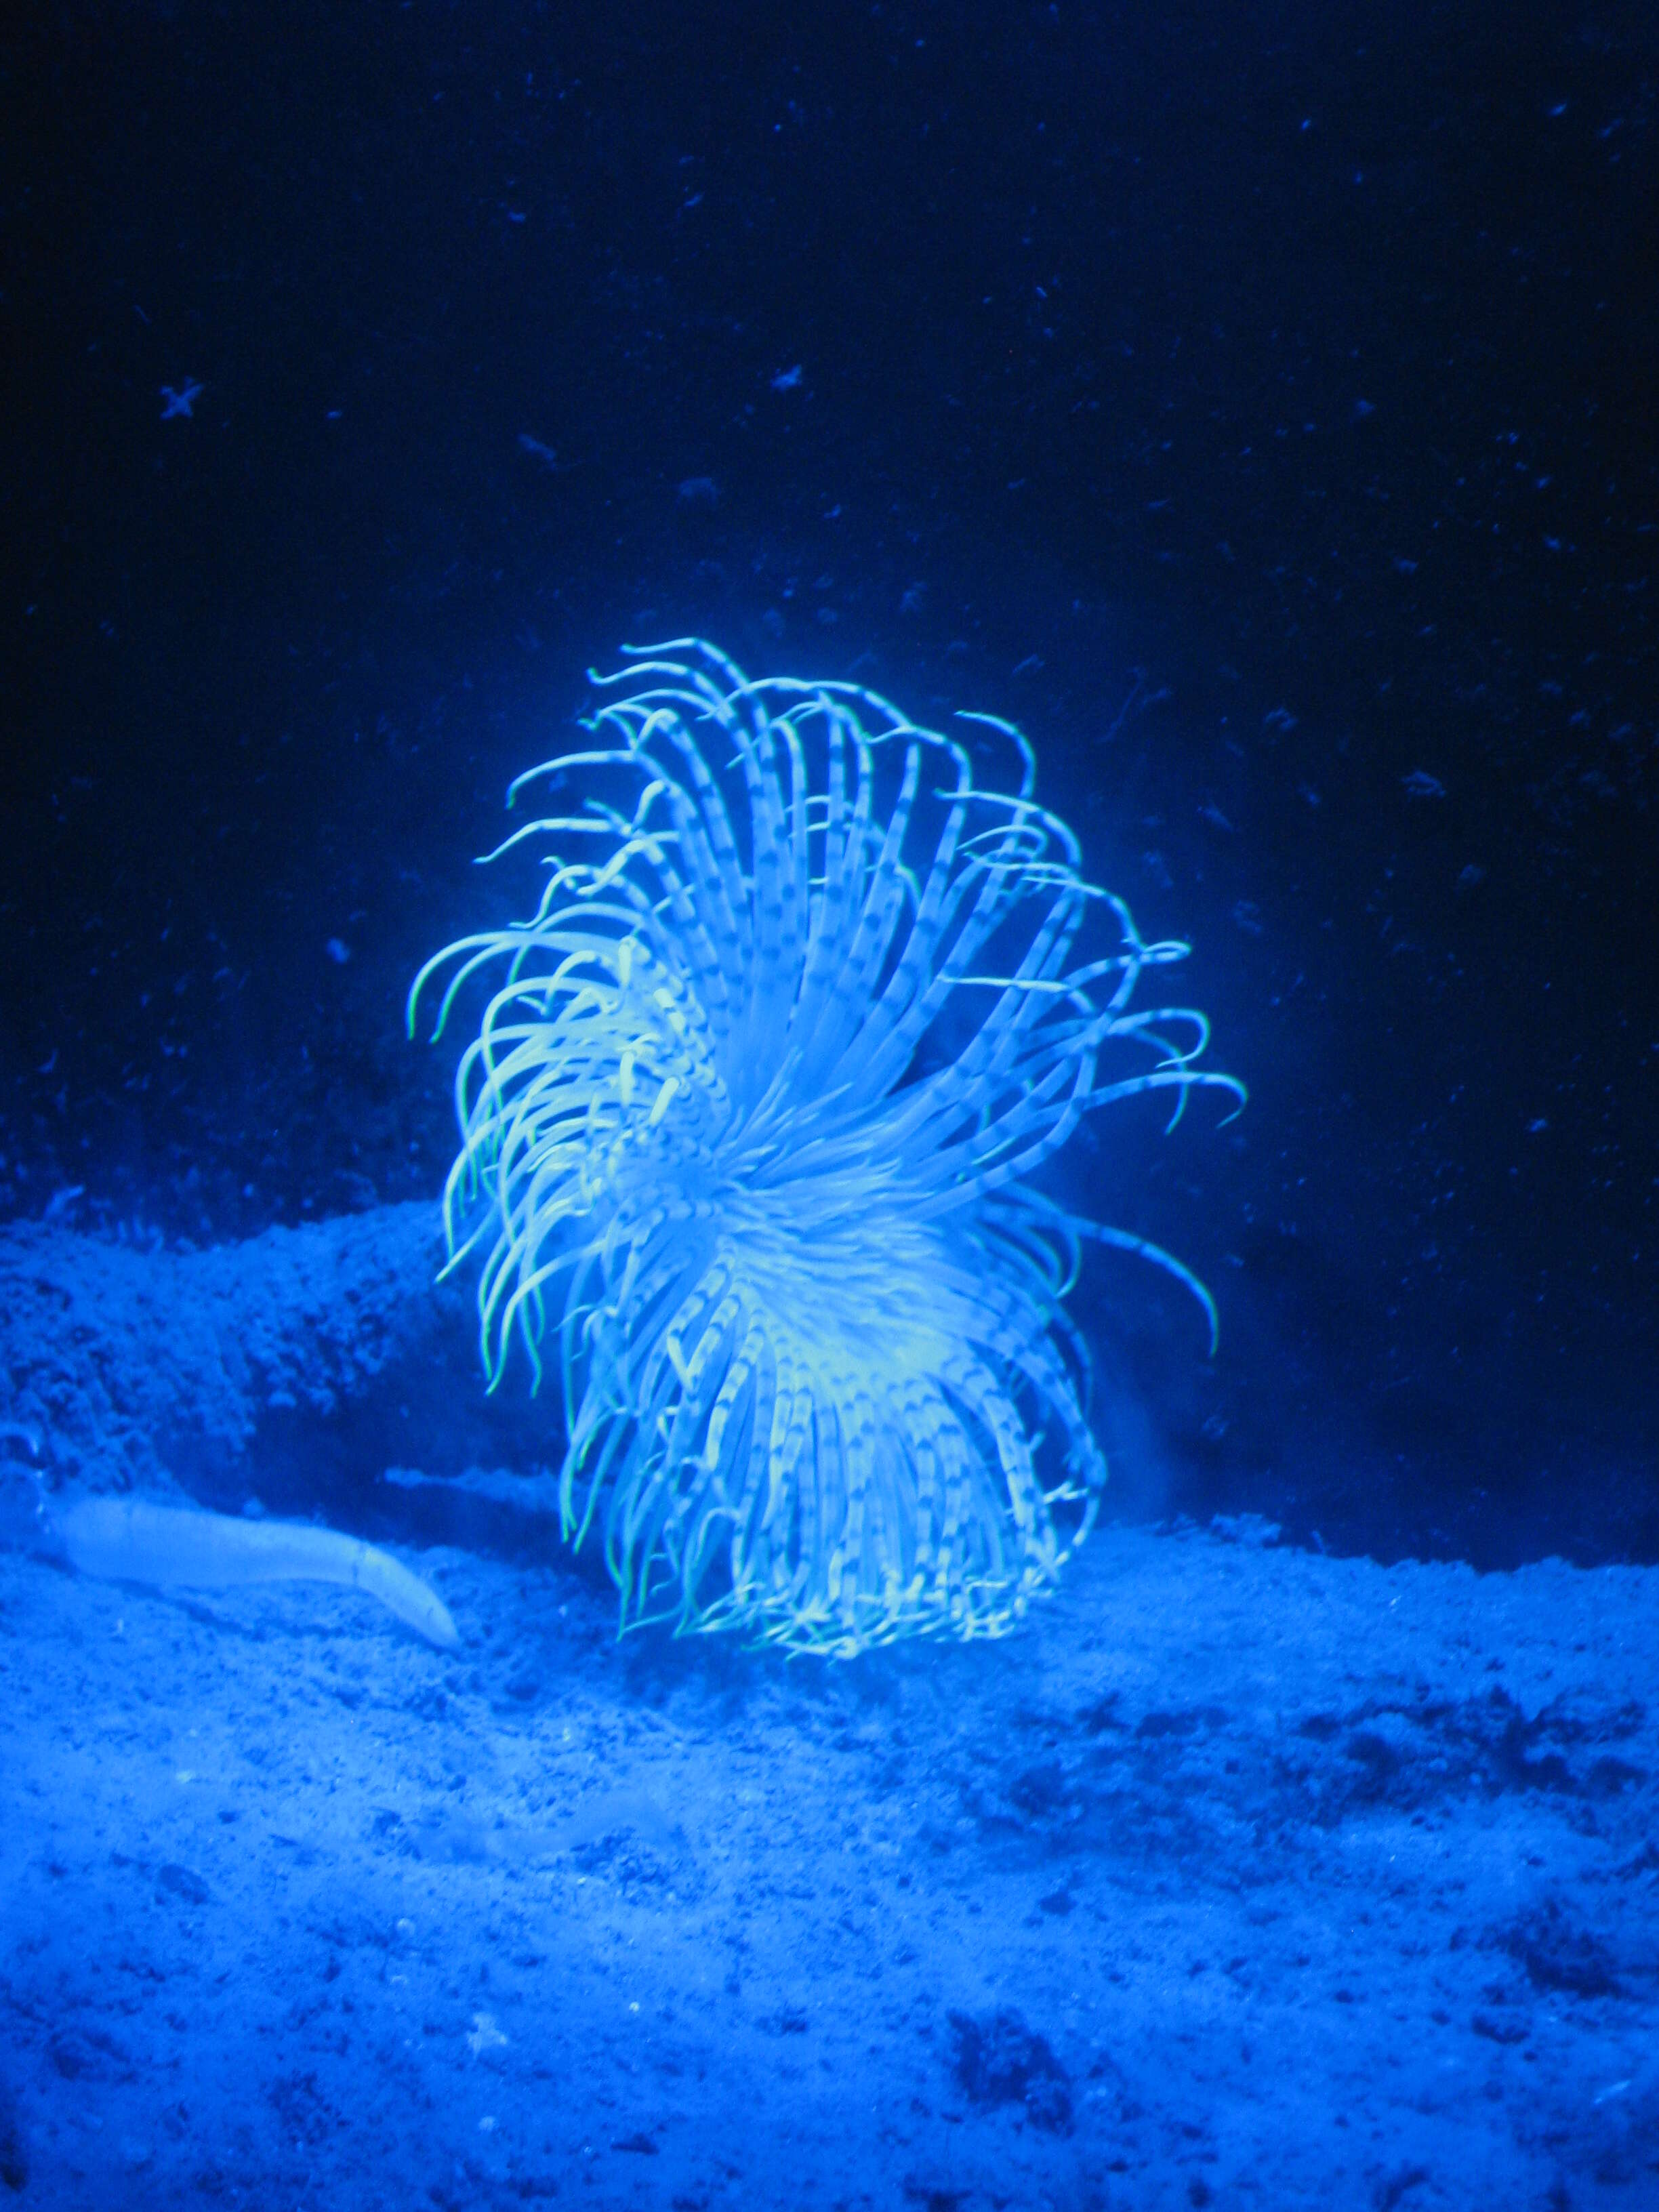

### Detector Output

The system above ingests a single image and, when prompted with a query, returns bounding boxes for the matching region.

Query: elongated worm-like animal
[58,1496,460,1650]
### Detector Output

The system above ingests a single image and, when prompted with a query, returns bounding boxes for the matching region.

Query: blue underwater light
[410,640,1242,1654]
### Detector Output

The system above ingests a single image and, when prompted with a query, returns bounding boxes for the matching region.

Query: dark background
[2,0,1654,1567]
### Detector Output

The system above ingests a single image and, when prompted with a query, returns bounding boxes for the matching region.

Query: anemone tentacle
[410,640,1243,1654]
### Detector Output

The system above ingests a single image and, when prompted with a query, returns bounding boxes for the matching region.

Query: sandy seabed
[1,1210,1656,2210]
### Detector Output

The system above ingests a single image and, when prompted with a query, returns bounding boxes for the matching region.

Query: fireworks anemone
[410,640,1242,1654]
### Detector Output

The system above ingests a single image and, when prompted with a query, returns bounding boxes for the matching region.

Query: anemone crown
[411,640,1241,1654]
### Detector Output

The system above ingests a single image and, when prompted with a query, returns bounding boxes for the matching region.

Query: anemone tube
[410,640,1243,1656]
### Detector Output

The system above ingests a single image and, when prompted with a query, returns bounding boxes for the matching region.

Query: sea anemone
[410,640,1241,1655]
